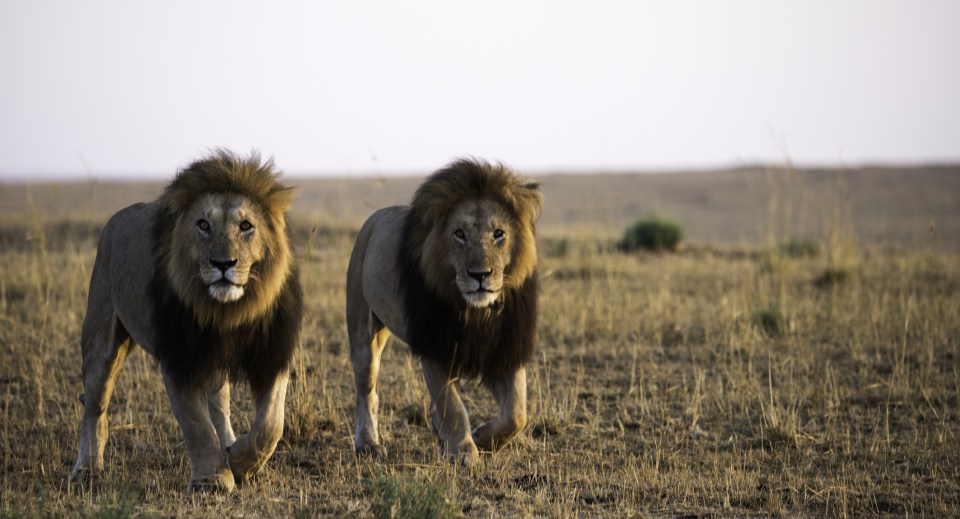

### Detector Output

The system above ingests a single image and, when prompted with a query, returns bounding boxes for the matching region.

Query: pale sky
[1,1,958,180]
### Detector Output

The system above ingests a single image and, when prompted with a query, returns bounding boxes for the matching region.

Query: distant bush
[780,239,820,258]
[814,268,849,288]
[752,305,785,337]
[542,237,570,258]
[620,215,684,252]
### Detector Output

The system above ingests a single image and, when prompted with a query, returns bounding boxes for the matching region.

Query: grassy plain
[1,166,958,517]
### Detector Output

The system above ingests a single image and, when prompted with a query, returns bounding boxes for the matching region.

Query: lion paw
[69,457,105,483]
[472,417,525,452]
[226,436,268,483]
[448,449,480,467]
[355,443,388,460]
[187,469,235,493]
[471,422,498,451]
[69,465,101,484]
[443,441,480,467]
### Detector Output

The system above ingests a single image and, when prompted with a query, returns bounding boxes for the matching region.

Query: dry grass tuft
[364,469,458,519]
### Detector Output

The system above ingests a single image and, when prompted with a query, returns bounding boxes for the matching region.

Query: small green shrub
[752,305,785,337]
[365,470,458,519]
[542,237,570,258]
[814,268,849,288]
[780,239,820,258]
[620,215,684,252]
[82,487,139,519]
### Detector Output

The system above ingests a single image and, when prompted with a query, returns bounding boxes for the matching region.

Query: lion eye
[239,221,253,232]
[454,229,466,242]
[493,229,505,240]
[197,220,210,232]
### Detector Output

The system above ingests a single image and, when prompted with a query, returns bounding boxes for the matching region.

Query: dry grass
[1,169,958,517]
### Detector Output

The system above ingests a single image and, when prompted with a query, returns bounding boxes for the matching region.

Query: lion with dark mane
[70,151,303,492]
[346,158,543,464]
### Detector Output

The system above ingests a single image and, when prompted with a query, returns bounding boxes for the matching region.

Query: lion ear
[518,182,544,223]
[266,186,297,215]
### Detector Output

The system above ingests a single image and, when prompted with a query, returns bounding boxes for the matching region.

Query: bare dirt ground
[1,166,958,517]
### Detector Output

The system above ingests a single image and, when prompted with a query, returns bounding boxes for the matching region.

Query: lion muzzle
[458,271,502,308]
[203,259,246,303]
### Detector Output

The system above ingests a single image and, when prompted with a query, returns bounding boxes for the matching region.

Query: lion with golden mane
[70,151,303,492]
[347,158,543,464]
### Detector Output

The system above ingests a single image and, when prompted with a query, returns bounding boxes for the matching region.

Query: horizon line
[1,159,959,184]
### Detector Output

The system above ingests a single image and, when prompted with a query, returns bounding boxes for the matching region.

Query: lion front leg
[162,373,235,492]
[208,378,236,450]
[226,371,288,483]
[421,359,480,466]
[473,366,528,451]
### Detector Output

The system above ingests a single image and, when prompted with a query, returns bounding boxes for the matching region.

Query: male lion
[346,158,542,465]
[70,151,303,492]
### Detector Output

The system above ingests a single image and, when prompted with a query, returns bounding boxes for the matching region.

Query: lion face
[182,193,269,303]
[444,199,514,308]
[411,159,542,313]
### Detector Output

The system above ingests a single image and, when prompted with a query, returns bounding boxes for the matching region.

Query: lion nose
[468,270,492,282]
[210,259,238,273]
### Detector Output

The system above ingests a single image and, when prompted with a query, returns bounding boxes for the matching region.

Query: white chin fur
[209,283,245,303]
[463,290,498,308]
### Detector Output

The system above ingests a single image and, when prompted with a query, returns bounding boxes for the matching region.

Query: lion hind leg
[350,318,390,458]
[422,359,480,466]
[70,317,132,482]
[226,371,288,483]
[473,366,528,451]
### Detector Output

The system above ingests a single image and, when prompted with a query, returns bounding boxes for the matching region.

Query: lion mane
[149,151,303,393]
[399,158,543,382]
